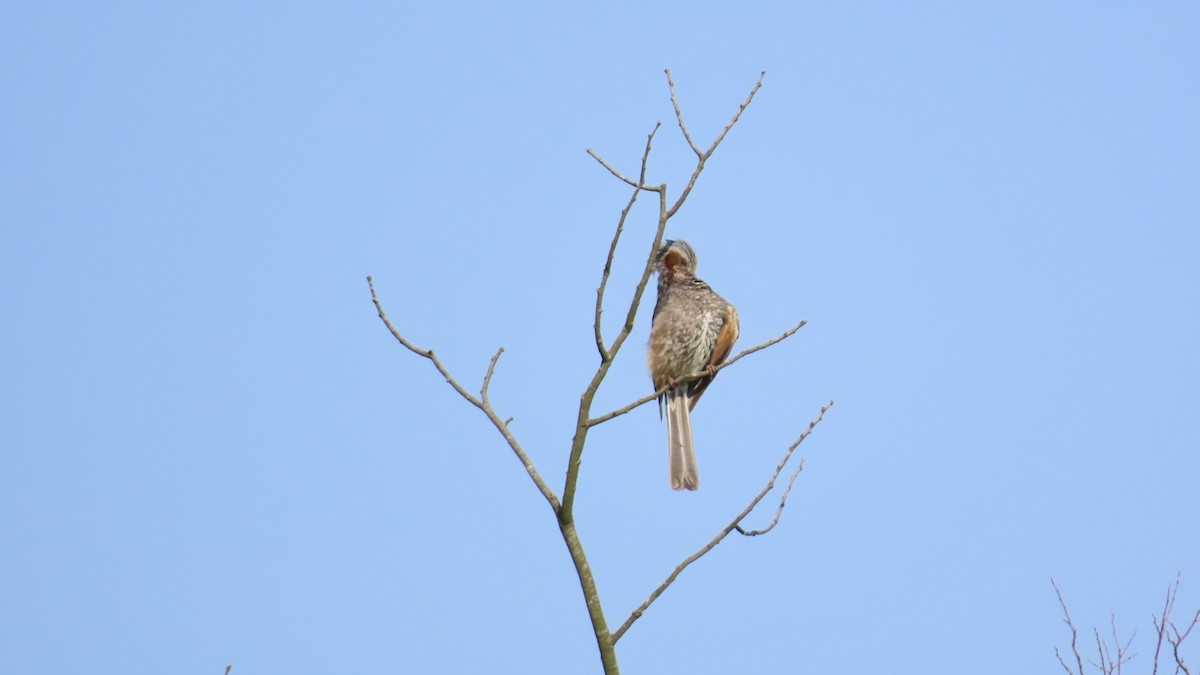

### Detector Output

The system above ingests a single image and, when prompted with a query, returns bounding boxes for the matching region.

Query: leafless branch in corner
[1152,573,1198,675]
[1086,614,1135,675]
[1055,576,1197,675]
[1054,578,1089,675]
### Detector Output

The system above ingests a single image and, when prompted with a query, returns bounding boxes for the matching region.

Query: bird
[647,239,739,491]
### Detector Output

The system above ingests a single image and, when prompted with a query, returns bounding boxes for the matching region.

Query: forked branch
[367,275,561,512]
[665,68,765,219]
[592,123,663,361]
[1152,573,1198,675]
[735,399,834,537]
[1054,575,1198,675]
[612,400,833,643]
[1054,579,1090,675]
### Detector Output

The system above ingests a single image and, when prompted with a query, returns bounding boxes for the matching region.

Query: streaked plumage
[647,240,739,491]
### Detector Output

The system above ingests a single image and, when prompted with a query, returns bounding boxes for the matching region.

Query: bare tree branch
[1172,610,1199,675]
[1057,647,1080,675]
[367,275,561,512]
[1056,575,1197,675]
[612,400,833,643]
[1152,576,1176,675]
[587,320,807,426]
[735,459,805,538]
[565,71,769,519]
[585,148,664,191]
[1092,622,1110,674]
[1054,578,1089,675]
[1153,573,1199,675]
[481,347,503,406]
[1113,614,1137,674]
[562,191,666,520]
[730,400,830,539]
[665,68,766,219]
[1088,615,1135,675]
[371,70,817,675]
[608,185,670,363]
[593,123,662,361]
[665,69,702,157]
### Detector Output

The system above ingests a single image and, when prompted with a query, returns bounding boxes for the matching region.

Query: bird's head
[655,239,698,279]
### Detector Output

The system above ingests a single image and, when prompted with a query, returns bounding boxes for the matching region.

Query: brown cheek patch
[663,250,686,273]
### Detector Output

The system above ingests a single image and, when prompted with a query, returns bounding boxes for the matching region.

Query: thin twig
[1153,573,1198,675]
[593,123,662,360]
[1086,614,1135,675]
[1172,610,1199,675]
[666,69,766,219]
[586,148,662,191]
[606,183,669,363]
[1056,647,1079,675]
[729,454,806,533]
[611,400,833,643]
[562,186,669,520]
[1054,578,1088,675]
[481,347,504,406]
[735,460,805,537]
[734,401,831,536]
[1092,623,1110,674]
[737,456,805,536]
[665,69,702,157]
[1111,614,1136,674]
[367,275,561,511]
[701,69,767,158]
[1153,578,1175,675]
[1153,588,1171,675]
[587,320,806,426]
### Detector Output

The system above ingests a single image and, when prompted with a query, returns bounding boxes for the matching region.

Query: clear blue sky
[2,3,1197,673]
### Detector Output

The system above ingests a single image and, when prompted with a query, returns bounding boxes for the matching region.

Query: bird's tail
[665,386,699,490]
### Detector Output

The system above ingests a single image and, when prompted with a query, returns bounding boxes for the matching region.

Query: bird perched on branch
[647,239,739,491]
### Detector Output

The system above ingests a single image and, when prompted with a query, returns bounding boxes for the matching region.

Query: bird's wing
[687,304,740,411]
